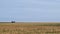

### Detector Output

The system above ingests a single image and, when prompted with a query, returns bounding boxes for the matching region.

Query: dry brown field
[0,22,60,34]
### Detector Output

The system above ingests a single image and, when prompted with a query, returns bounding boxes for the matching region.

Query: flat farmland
[0,22,60,34]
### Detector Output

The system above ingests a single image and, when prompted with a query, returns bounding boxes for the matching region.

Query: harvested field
[0,22,60,34]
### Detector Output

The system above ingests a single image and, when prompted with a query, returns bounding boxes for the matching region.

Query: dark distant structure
[10,16,15,23]
[11,21,15,23]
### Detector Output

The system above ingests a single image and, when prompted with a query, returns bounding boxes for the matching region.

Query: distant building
[11,21,15,23]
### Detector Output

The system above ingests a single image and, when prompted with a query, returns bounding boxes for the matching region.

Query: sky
[0,0,60,22]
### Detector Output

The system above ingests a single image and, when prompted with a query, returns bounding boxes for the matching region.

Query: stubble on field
[0,23,60,34]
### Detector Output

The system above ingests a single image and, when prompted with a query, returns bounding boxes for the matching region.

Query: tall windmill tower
[10,16,15,23]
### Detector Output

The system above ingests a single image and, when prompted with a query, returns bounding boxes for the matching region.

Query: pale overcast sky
[0,0,60,22]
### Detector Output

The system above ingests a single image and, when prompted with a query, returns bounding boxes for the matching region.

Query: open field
[0,22,60,34]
